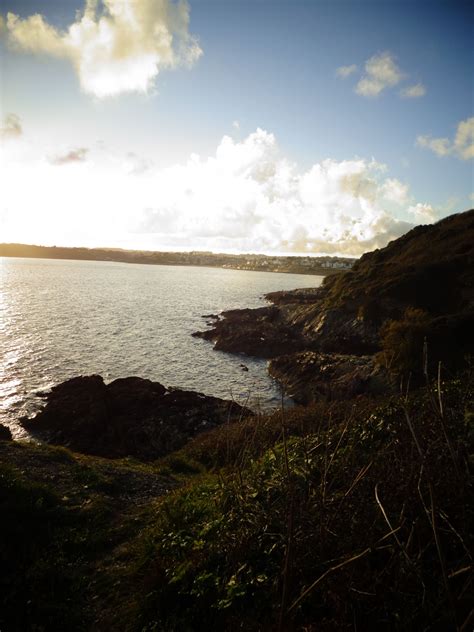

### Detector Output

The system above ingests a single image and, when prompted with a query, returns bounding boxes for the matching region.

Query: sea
[0,257,324,438]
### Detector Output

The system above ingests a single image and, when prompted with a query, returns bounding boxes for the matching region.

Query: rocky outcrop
[193,210,474,402]
[269,352,393,405]
[193,306,309,358]
[22,375,252,460]
[0,424,13,441]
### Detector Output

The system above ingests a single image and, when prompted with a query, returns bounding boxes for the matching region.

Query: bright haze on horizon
[0,0,472,257]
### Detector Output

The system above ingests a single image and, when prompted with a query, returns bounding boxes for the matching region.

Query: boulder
[0,424,13,441]
[22,375,252,460]
[269,352,393,405]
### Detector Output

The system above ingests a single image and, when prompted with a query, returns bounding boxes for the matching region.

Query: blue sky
[0,0,473,255]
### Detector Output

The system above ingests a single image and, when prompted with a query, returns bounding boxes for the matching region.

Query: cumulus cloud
[407,203,437,223]
[400,83,426,98]
[0,113,22,139]
[380,178,409,205]
[124,151,152,175]
[3,0,202,98]
[416,135,451,157]
[340,53,425,100]
[355,52,404,97]
[336,64,357,78]
[1,128,439,256]
[417,117,474,160]
[454,117,474,160]
[128,129,432,255]
[49,147,89,165]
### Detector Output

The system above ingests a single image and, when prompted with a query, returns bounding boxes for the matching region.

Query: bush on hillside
[136,378,473,631]
[376,307,432,376]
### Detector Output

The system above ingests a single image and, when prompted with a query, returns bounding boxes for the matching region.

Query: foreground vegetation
[1,372,473,631]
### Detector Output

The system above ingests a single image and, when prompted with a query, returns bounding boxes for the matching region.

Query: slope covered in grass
[2,373,473,631]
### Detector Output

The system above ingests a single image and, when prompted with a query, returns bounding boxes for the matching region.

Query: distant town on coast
[0,243,355,276]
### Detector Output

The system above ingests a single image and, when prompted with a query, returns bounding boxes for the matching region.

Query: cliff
[195,209,474,401]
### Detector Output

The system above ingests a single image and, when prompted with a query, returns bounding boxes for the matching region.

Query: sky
[0,0,473,256]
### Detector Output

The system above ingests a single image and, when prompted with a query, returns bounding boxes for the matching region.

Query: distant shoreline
[0,243,353,276]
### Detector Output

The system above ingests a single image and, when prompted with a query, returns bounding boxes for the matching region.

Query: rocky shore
[2,211,472,632]
[193,210,474,403]
[268,351,390,404]
[22,375,251,460]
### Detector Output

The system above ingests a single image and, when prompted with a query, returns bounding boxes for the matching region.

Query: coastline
[1,211,473,631]
[0,243,351,277]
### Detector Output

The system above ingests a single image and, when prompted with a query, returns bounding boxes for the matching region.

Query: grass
[0,442,177,631]
[133,374,473,631]
[1,373,472,631]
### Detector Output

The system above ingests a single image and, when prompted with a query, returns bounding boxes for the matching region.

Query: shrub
[135,378,473,631]
[376,307,432,376]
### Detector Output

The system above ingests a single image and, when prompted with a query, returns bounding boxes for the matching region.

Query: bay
[0,257,323,437]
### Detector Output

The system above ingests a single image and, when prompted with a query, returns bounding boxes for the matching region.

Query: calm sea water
[0,257,324,437]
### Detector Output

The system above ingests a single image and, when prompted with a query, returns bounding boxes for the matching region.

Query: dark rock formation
[193,306,308,358]
[22,375,252,460]
[269,352,393,405]
[193,210,474,401]
[0,424,13,441]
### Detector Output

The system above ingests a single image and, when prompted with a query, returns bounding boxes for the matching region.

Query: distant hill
[0,243,353,276]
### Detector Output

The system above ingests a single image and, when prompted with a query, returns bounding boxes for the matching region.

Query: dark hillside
[196,210,474,400]
[319,209,474,318]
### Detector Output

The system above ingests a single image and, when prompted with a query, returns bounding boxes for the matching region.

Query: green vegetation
[376,307,432,375]
[0,443,176,631]
[136,378,473,631]
[1,373,472,631]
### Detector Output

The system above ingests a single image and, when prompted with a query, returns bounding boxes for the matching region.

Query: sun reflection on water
[0,257,323,438]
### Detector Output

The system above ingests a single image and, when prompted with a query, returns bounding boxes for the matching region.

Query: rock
[193,306,308,358]
[0,424,13,441]
[22,375,252,460]
[193,210,474,397]
[269,352,393,405]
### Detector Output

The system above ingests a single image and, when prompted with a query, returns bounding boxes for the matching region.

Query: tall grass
[135,372,473,631]
[1,370,472,631]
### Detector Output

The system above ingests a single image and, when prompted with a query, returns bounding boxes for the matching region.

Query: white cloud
[454,117,474,160]
[400,83,426,98]
[417,117,474,160]
[416,135,451,157]
[0,127,439,256]
[380,178,409,205]
[407,203,437,223]
[49,147,89,165]
[336,64,357,78]
[124,151,153,175]
[469,193,474,203]
[356,52,404,97]
[3,0,202,98]
[0,113,22,139]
